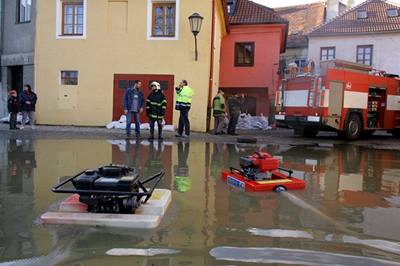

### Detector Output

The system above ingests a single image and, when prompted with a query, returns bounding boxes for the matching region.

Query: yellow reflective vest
[176,86,194,109]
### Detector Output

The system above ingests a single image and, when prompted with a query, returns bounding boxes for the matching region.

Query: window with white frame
[56,0,87,39]
[18,0,31,23]
[147,0,179,40]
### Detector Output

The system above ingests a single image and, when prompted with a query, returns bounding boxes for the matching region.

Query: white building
[308,0,400,75]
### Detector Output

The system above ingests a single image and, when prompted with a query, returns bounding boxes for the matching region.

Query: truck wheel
[303,126,319,138]
[274,185,287,193]
[345,114,362,140]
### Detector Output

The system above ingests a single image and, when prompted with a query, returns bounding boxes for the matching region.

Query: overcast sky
[252,0,400,8]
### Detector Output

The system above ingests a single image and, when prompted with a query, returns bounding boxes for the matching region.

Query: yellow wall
[35,0,227,132]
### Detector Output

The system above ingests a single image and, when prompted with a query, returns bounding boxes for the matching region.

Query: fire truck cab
[275,60,400,140]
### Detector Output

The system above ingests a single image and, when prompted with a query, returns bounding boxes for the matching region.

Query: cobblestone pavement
[0,123,398,150]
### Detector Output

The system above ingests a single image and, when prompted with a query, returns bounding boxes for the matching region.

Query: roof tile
[310,0,400,36]
[229,0,287,25]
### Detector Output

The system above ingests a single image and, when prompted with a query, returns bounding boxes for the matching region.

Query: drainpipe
[206,0,216,132]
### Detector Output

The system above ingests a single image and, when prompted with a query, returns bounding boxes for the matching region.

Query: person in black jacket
[20,84,37,129]
[146,81,167,141]
[7,90,19,130]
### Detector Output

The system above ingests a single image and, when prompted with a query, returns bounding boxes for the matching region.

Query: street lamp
[188,13,204,61]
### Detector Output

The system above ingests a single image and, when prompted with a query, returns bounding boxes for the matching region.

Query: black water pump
[52,164,164,214]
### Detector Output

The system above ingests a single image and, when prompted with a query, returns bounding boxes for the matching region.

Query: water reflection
[1,138,36,261]
[0,138,400,265]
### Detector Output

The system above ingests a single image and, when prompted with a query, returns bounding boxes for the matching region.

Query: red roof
[276,2,326,48]
[229,0,287,25]
[310,0,400,36]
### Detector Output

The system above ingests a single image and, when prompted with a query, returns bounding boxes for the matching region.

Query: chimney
[326,0,340,21]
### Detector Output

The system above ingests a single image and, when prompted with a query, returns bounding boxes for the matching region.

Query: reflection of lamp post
[188,13,204,61]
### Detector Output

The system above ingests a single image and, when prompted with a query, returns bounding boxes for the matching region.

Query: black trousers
[9,113,17,129]
[228,113,240,134]
[178,109,190,136]
[149,119,163,137]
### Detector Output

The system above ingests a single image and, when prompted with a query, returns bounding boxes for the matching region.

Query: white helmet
[150,81,161,91]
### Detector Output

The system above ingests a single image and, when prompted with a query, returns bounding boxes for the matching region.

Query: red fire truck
[275,60,400,140]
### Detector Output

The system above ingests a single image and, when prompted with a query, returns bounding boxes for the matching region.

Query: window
[235,42,255,67]
[357,10,368,19]
[357,45,373,66]
[62,1,84,35]
[320,47,335,61]
[294,59,307,69]
[18,0,31,23]
[387,8,399,17]
[227,0,237,15]
[61,71,79,85]
[152,2,176,37]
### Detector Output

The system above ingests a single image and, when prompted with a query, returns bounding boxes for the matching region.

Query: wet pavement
[0,134,400,265]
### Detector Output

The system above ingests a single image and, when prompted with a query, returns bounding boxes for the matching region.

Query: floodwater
[1,137,400,265]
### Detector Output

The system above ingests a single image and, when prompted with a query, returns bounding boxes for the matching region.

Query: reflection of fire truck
[275,60,400,140]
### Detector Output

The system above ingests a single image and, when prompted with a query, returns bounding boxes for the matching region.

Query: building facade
[35,0,228,131]
[219,0,288,116]
[308,0,400,75]
[276,0,347,73]
[0,0,36,118]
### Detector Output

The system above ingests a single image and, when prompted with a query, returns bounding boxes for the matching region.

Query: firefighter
[175,80,194,138]
[146,81,167,141]
[212,89,226,135]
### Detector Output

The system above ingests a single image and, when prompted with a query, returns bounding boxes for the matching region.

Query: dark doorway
[8,66,23,94]
[243,96,257,116]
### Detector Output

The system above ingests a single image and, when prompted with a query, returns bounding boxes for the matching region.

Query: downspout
[206,0,216,132]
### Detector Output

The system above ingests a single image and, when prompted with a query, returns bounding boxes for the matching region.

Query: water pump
[52,164,164,214]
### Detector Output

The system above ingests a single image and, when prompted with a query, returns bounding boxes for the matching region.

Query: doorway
[8,66,23,94]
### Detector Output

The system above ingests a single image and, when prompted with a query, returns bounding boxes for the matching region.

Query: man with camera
[175,80,194,137]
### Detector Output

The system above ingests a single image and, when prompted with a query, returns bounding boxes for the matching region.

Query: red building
[219,0,288,116]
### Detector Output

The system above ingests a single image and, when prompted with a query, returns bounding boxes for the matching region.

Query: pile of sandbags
[106,115,175,132]
[236,114,271,130]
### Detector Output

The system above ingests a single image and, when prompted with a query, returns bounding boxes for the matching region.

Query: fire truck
[275,60,400,140]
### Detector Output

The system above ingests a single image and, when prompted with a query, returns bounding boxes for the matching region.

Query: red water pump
[239,152,281,180]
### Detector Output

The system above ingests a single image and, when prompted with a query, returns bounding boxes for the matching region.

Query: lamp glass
[188,13,203,35]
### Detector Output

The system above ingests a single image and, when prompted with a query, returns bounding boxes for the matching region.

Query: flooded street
[1,136,400,265]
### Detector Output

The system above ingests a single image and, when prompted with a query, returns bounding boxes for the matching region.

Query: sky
[252,0,400,8]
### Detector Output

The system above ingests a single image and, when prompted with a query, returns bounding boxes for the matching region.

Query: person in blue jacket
[123,81,144,138]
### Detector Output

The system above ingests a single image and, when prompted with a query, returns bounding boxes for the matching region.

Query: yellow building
[35,0,228,132]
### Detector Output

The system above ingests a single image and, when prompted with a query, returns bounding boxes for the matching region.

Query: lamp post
[188,13,204,61]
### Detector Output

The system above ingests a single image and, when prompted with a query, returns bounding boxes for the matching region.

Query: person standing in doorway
[20,84,37,129]
[146,81,167,141]
[7,90,19,130]
[212,89,226,135]
[227,92,241,136]
[123,81,144,138]
[175,80,194,138]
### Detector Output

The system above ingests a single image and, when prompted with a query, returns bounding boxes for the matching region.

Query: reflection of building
[111,140,173,188]
[382,169,400,196]
[0,139,36,259]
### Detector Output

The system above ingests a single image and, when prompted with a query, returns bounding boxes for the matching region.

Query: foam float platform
[40,189,171,229]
